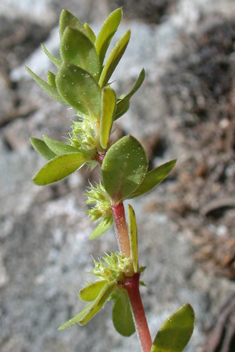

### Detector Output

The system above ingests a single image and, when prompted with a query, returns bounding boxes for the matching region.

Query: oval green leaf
[41,44,62,68]
[56,62,101,119]
[59,9,86,39]
[30,137,56,160]
[95,8,122,65]
[130,159,177,198]
[99,30,131,88]
[32,152,87,185]
[102,135,148,201]
[79,281,116,325]
[150,303,195,352]
[43,134,79,155]
[128,204,138,273]
[100,87,116,149]
[112,290,135,337]
[114,69,145,120]
[26,66,68,105]
[79,280,109,301]
[84,23,96,43]
[89,217,113,240]
[60,27,100,78]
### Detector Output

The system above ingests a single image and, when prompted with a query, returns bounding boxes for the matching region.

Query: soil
[160,18,235,280]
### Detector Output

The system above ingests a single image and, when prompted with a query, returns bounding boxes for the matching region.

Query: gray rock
[1,1,235,351]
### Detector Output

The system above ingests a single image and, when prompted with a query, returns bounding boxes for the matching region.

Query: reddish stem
[95,152,106,165]
[97,150,151,351]
[111,202,131,258]
[124,273,152,352]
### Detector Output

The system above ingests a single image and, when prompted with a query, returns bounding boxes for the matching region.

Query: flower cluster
[91,252,131,282]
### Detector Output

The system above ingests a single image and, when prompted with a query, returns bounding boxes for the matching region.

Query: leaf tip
[126,29,131,37]
[31,176,38,185]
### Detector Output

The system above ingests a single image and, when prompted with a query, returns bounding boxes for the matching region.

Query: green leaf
[56,62,101,119]
[150,303,195,352]
[79,280,109,301]
[95,8,122,65]
[139,281,147,287]
[140,266,147,273]
[30,137,56,160]
[99,30,131,88]
[89,217,113,240]
[130,159,177,198]
[60,27,100,78]
[58,302,94,330]
[43,134,79,155]
[128,204,138,273]
[112,289,135,337]
[102,135,148,202]
[100,87,116,149]
[58,282,116,330]
[84,23,96,43]
[59,9,86,39]
[47,71,56,87]
[32,152,87,185]
[114,99,130,120]
[79,281,116,325]
[41,44,62,68]
[114,69,145,120]
[26,66,68,105]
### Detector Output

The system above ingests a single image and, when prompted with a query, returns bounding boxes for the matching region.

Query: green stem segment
[111,202,131,258]
[124,273,152,352]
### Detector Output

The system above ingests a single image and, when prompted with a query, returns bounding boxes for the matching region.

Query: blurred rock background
[0,0,235,351]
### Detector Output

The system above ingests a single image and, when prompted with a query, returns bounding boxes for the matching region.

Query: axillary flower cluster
[28,7,195,352]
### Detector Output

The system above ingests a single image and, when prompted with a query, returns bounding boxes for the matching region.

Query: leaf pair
[59,280,194,349]
[31,135,92,185]
[58,281,116,330]
[101,135,176,202]
[59,278,135,337]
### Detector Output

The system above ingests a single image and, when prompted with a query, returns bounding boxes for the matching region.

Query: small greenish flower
[86,183,113,240]
[69,117,96,156]
[91,252,131,282]
[86,183,112,221]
